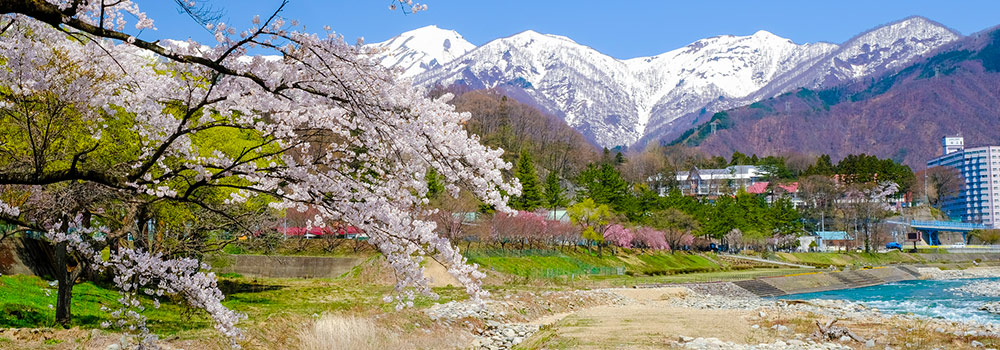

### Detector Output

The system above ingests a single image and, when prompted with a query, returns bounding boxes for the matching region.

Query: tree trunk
[54,241,73,326]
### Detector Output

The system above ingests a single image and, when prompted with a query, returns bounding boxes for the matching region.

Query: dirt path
[521,287,758,349]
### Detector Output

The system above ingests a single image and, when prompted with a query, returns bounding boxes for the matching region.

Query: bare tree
[915,166,963,208]
[840,182,898,253]
[799,175,843,231]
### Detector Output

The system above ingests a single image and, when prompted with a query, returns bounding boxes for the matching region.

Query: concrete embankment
[731,266,926,297]
[916,252,1000,262]
[210,254,363,279]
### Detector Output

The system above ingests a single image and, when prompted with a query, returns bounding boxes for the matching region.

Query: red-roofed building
[745,181,803,207]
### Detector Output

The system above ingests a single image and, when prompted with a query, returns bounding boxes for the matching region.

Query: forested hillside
[439,88,600,177]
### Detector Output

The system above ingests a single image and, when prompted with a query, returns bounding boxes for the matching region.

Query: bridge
[885,220,989,245]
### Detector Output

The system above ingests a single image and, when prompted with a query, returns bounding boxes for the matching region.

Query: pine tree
[614,152,626,165]
[511,150,544,210]
[576,163,637,219]
[543,171,568,211]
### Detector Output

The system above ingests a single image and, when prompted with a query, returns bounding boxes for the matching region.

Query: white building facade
[672,165,769,197]
[927,136,1000,228]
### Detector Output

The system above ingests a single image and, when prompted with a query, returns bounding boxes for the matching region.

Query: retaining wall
[209,254,363,279]
[736,266,926,297]
[916,253,1000,262]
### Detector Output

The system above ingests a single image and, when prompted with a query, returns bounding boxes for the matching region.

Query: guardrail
[910,220,987,230]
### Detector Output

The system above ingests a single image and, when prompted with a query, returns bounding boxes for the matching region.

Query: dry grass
[297,314,396,350]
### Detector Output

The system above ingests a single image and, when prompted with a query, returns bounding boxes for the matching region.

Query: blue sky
[136,0,1000,59]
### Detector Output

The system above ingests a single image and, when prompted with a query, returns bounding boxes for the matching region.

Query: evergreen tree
[806,154,836,176]
[576,163,636,217]
[730,151,750,165]
[543,171,569,211]
[510,150,544,210]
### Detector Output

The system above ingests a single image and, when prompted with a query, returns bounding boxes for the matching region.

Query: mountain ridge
[371,18,966,149]
[673,25,1000,169]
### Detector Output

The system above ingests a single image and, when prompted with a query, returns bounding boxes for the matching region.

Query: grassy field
[0,275,205,333]
[464,249,727,279]
[0,268,469,346]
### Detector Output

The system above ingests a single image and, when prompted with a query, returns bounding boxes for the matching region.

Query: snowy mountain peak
[505,29,580,46]
[749,15,960,98]
[386,18,964,147]
[368,25,475,77]
[751,30,786,41]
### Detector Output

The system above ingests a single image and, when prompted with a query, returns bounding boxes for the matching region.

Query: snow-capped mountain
[414,30,641,146]
[368,25,475,77]
[379,17,961,147]
[623,31,838,145]
[640,16,961,146]
[746,16,961,106]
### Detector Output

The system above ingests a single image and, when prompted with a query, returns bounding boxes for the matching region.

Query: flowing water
[777,278,1000,325]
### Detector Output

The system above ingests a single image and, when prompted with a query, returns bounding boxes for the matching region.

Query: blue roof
[815,231,848,240]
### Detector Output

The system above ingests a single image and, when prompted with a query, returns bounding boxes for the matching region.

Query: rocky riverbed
[672,336,854,350]
[919,266,1000,280]
[425,289,627,350]
[426,268,1000,349]
[950,280,1000,297]
[981,302,1000,315]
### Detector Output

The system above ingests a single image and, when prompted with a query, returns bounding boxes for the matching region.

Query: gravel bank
[425,289,626,350]
[677,281,759,298]
[920,267,1000,280]
[672,336,853,350]
[949,280,1000,297]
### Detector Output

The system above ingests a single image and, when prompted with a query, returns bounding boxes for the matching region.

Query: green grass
[0,275,206,333]
[585,267,815,286]
[465,249,725,279]
[0,272,467,339]
[775,251,925,267]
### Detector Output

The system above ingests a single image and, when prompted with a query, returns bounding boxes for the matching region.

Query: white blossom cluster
[3,0,517,334]
[844,181,900,211]
[388,0,428,13]
[44,218,245,348]
[104,248,246,347]
[0,199,19,217]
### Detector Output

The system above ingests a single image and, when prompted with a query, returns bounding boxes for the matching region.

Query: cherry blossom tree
[0,0,519,346]
[603,224,633,251]
[841,181,899,252]
[648,209,699,252]
[632,226,668,251]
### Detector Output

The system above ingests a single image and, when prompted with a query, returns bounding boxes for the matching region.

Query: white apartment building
[927,135,1000,228]
[673,165,769,197]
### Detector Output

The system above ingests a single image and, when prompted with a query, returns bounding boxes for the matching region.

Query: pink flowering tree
[544,218,581,251]
[648,209,699,253]
[633,227,669,251]
[767,233,800,252]
[603,224,633,253]
[0,0,519,346]
[490,211,547,250]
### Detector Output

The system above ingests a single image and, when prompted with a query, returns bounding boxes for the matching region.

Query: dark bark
[54,240,73,326]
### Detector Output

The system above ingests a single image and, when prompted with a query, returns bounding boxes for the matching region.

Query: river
[777,277,1000,325]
